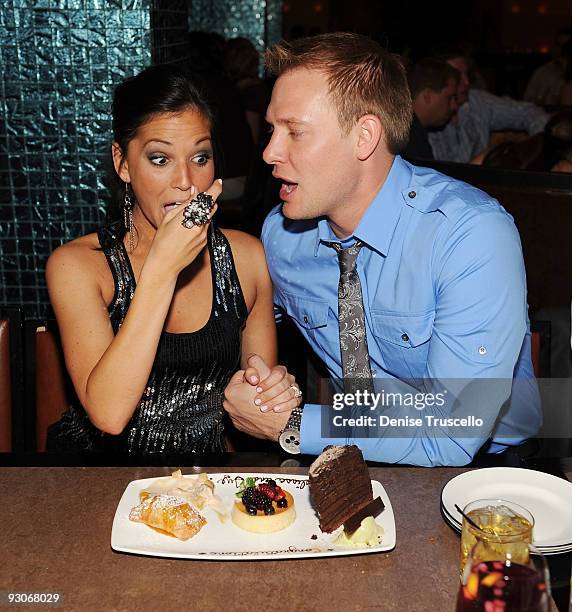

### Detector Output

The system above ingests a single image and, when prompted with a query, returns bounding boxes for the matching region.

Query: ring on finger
[290,384,303,399]
[181,192,215,229]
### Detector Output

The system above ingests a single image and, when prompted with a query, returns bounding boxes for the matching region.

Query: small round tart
[232,491,296,533]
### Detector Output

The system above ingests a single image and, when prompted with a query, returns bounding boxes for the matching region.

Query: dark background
[282,0,572,99]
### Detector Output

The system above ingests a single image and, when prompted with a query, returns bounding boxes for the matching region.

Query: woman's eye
[149,155,168,166]
[193,152,212,166]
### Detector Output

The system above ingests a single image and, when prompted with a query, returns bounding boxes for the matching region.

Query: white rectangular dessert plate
[111,472,396,560]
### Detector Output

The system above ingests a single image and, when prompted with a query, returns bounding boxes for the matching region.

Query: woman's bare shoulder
[220,228,265,259]
[46,232,107,281]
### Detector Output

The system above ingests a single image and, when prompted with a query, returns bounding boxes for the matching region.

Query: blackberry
[266,479,277,487]
[277,497,288,508]
[251,492,266,510]
[241,487,255,506]
[264,505,275,515]
[246,505,257,516]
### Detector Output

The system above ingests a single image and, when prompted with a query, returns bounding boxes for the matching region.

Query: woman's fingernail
[254,398,262,406]
[217,178,223,184]
[249,376,257,384]
[256,387,262,393]
[260,405,268,412]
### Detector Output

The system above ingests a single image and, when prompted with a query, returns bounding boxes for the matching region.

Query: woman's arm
[225,230,300,414]
[47,240,177,434]
[223,230,277,369]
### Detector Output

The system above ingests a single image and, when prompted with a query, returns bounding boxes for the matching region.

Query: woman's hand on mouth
[145,179,223,278]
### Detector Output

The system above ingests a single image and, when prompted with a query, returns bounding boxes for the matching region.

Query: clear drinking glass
[459,499,535,576]
[456,541,551,612]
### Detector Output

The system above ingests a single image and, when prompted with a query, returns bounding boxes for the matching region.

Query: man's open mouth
[279,181,298,200]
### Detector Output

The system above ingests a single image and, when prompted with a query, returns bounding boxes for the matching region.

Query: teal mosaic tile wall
[0,0,152,316]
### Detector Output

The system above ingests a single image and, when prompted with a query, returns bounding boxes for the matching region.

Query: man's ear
[111,142,130,183]
[355,114,382,161]
[422,88,433,105]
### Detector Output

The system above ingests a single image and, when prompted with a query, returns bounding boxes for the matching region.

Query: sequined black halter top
[48,222,248,455]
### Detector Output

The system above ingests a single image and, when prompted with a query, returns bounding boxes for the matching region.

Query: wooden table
[0,462,568,611]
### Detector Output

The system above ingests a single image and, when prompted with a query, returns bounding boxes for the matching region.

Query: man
[224,33,541,466]
[524,27,572,106]
[402,58,459,160]
[429,51,549,164]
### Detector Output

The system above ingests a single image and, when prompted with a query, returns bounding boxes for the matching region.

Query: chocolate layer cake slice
[309,445,376,533]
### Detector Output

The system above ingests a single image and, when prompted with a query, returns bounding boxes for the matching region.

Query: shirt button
[408,191,416,199]
[478,346,487,355]
[303,315,309,324]
[401,333,409,342]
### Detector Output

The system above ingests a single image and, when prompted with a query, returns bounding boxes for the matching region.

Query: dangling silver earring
[124,182,135,253]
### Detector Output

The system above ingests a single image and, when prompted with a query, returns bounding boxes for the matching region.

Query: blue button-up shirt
[261,156,541,466]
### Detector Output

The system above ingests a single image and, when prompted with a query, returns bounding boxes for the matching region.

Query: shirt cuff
[300,403,346,456]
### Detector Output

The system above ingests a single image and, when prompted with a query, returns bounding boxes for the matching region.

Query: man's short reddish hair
[265,32,412,153]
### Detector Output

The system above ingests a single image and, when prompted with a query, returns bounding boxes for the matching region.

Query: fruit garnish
[258,483,276,499]
[236,477,257,498]
[481,572,503,588]
[235,477,290,516]
[466,572,479,599]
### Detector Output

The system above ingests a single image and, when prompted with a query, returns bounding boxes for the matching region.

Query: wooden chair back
[24,321,73,451]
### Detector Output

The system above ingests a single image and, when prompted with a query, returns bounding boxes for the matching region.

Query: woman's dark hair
[106,64,218,225]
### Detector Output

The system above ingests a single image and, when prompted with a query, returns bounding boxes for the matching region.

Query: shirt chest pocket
[280,291,329,330]
[370,310,435,379]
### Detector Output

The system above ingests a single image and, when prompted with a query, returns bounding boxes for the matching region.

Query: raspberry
[258,483,276,500]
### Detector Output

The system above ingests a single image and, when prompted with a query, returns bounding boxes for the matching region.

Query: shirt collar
[314,155,414,257]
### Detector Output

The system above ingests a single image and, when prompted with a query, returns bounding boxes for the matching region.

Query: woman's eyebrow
[143,136,212,147]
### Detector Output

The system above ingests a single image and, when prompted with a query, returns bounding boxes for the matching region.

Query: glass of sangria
[456,541,551,612]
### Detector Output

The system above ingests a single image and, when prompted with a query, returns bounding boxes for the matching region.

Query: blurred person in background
[430,50,549,164]
[403,58,459,160]
[558,39,572,106]
[525,27,572,106]
[224,37,271,147]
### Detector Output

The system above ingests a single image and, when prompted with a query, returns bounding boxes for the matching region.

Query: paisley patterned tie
[328,241,374,395]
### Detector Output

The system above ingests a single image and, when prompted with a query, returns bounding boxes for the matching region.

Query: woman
[224,37,270,147]
[46,65,298,454]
